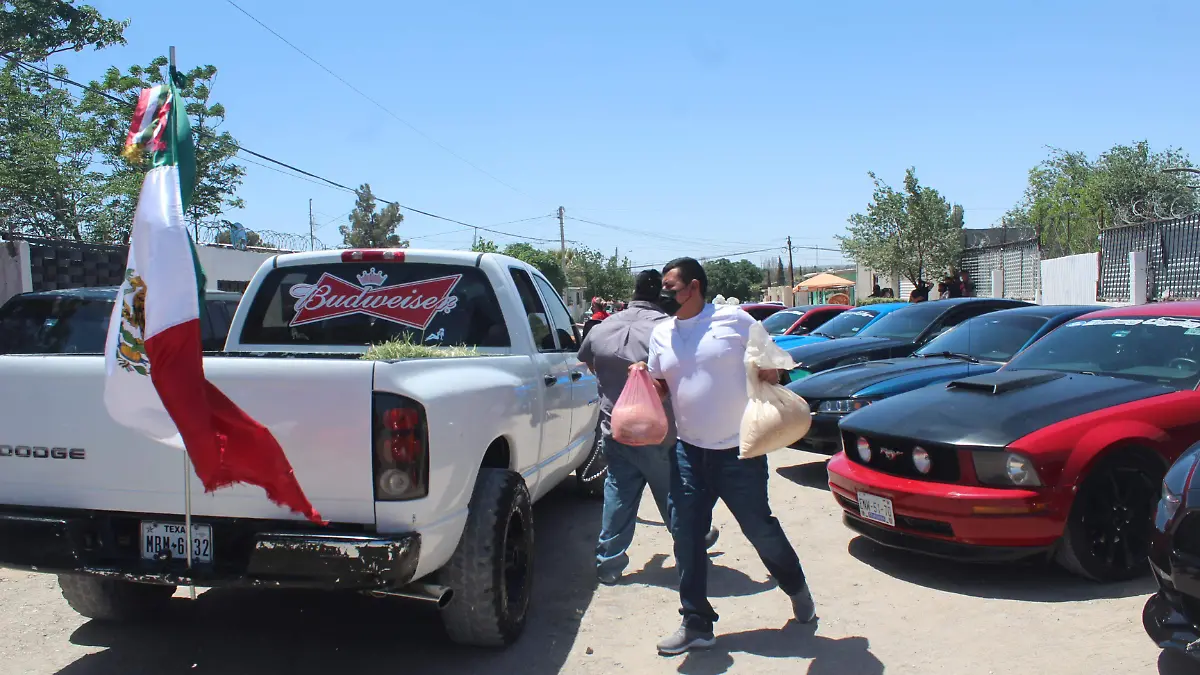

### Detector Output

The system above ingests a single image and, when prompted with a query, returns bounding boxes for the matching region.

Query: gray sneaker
[704,527,720,549]
[790,583,816,623]
[656,623,716,655]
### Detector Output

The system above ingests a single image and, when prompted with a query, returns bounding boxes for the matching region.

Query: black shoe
[597,567,621,585]
[656,623,716,655]
[704,527,719,549]
[790,584,816,623]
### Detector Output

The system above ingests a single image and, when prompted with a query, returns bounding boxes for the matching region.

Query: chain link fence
[958,237,1040,301]
[1099,214,1200,302]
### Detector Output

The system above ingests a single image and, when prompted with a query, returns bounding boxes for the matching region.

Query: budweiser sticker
[288,268,461,329]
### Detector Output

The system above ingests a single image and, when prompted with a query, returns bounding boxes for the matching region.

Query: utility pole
[308,198,314,251]
[557,206,566,262]
[786,236,795,289]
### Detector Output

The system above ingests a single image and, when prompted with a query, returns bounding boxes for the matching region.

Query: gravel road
[0,449,1195,674]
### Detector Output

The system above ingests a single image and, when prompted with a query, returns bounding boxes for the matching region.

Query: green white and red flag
[103,69,323,524]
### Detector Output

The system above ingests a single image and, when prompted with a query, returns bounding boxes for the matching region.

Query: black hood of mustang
[841,368,1177,448]
[788,336,913,372]
[788,356,980,400]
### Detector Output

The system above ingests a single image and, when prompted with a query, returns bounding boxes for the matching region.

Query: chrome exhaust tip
[367,582,454,608]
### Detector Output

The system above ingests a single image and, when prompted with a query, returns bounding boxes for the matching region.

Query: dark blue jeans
[669,441,806,631]
[595,431,673,576]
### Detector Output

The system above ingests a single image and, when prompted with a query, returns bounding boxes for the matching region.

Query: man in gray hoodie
[578,270,718,584]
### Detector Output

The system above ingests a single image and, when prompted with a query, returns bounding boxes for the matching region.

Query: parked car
[760,304,852,337]
[0,249,603,647]
[786,305,1101,454]
[0,287,242,354]
[784,298,1031,382]
[740,302,788,321]
[1144,441,1200,661]
[831,302,1200,581]
[773,302,908,351]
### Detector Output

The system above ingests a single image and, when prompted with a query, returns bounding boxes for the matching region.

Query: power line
[566,215,772,249]
[223,0,526,196]
[627,246,785,270]
[2,54,558,244]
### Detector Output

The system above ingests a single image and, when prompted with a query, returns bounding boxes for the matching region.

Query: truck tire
[57,574,176,621]
[439,468,534,647]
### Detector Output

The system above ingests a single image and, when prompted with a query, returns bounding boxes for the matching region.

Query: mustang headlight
[1156,444,1200,531]
[973,450,1042,487]
[816,399,871,414]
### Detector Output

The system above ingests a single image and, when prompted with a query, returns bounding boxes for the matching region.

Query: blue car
[773,302,909,351]
[786,304,1102,454]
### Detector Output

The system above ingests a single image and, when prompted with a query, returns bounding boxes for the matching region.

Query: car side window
[928,304,996,340]
[532,275,580,353]
[510,269,556,351]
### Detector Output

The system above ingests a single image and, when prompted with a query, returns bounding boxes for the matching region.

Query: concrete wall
[0,240,32,306]
[1040,252,1100,305]
[195,245,276,292]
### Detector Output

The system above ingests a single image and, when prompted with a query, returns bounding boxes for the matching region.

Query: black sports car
[783,297,1031,382]
[1145,441,1200,661]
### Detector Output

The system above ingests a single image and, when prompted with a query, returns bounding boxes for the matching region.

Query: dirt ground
[0,448,1196,675]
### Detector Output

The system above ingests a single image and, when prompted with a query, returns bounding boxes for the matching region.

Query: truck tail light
[372,393,428,501]
[342,249,405,263]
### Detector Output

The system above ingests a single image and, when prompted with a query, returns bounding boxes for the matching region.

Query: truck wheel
[574,421,607,499]
[1056,451,1162,582]
[439,468,534,647]
[57,574,176,621]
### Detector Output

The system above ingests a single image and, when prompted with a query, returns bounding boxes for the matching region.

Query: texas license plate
[140,521,213,563]
[857,492,896,527]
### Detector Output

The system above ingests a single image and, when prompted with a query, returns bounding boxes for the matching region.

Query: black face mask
[658,291,681,316]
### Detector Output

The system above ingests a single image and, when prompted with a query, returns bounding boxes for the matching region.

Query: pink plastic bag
[611,367,669,446]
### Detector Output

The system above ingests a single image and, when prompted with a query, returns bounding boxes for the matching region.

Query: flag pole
[169,44,197,602]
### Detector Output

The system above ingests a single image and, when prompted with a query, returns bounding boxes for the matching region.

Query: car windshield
[811,308,878,338]
[856,303,946,340]
[1005,316,1200,388]
[916,314,1048,362]
[761,310,803,335]
[0,295,114,355]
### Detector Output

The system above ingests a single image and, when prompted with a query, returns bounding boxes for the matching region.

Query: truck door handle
[544,375,558,387]
[570,371,583,381]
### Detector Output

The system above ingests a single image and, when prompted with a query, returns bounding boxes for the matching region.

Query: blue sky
[53,0,1200,269]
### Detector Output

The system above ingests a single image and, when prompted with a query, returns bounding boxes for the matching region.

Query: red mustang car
[829,302,1200,581]
[760,304,853,337]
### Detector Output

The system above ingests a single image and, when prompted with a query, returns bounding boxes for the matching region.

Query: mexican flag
[104,70,323,524]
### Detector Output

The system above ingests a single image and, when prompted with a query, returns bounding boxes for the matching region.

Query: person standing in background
[640,257,815,656]
[578,271,718,585]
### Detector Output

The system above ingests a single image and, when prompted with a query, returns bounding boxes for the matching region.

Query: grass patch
[361,335,479,361]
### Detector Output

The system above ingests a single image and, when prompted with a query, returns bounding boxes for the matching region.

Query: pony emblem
[115,270,151,376]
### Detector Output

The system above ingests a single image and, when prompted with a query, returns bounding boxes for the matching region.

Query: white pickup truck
[0,248,604,647]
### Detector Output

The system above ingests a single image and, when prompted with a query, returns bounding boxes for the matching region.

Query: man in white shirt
[642,257,815,656]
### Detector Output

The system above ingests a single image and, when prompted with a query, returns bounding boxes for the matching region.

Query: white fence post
[1129,251,1147,305]
[991,269,1004,299]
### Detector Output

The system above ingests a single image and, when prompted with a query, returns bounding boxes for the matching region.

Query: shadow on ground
[675,619,884,675]
[775,460,831,492]
[55,486,602,675]
[848,536,1156,602]
[622,553,776,597]
[1160,649,1200,674]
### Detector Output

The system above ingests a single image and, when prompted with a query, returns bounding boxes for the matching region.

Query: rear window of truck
[239,262,511,347]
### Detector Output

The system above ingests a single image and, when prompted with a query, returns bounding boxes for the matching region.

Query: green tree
[215,228,264,248]
[79,56,247,243]
[1,0,127,60]
[1007,143,1199,257]
[500,242,568,293]
[567,246,633,301]
[837,168,963,286]
[0,62,107,240]
[341,183,407,248]
[470,237,499,253]
[776,256,787,287]
[703,258,762,301]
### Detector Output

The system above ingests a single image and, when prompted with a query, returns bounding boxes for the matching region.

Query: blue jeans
[669,440,806,631]
[595,431,673,576]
